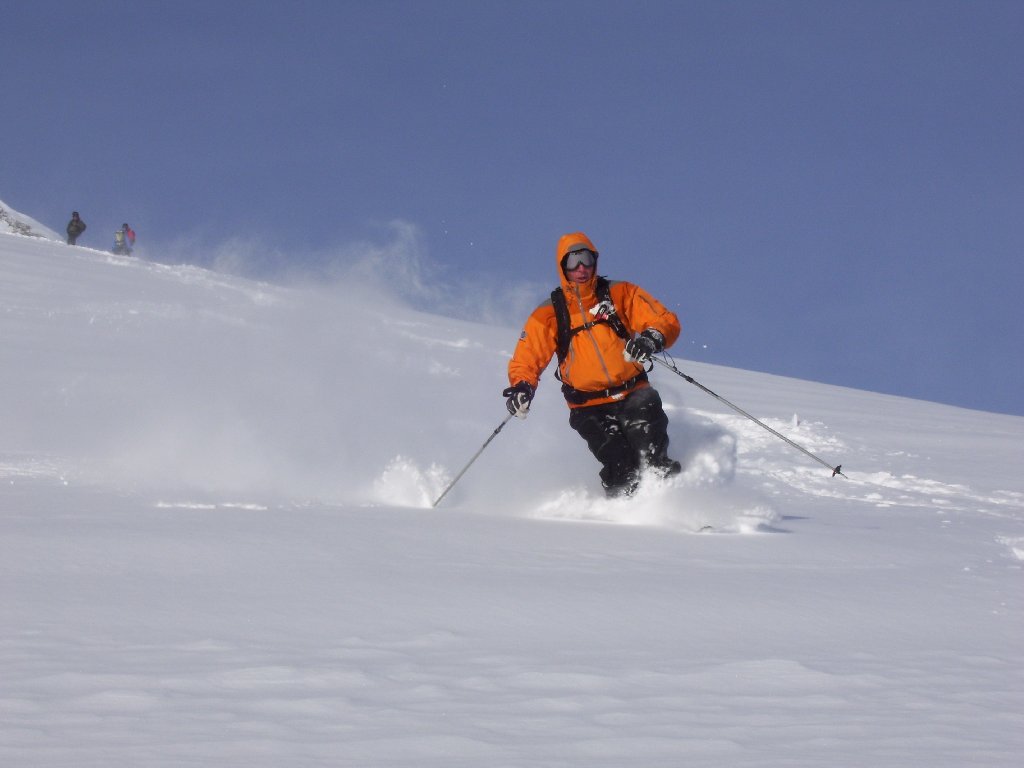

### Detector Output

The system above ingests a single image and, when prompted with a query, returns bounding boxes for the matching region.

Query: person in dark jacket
[66,212,86,245]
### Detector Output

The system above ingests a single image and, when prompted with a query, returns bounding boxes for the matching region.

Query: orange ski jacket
[508,232,681,409]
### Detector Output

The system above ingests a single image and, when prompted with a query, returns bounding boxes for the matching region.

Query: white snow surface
[2,228,1022,767]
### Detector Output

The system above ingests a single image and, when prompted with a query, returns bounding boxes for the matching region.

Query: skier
[66,211,86,245]
[112,229,130,255]
[112,223,135,255]
[505,231,683,497]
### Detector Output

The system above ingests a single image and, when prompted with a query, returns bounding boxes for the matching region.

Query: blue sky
[4,0,1022,416]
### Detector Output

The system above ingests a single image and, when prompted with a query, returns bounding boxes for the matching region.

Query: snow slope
[0,198,62,241]
[1,229,1022,767]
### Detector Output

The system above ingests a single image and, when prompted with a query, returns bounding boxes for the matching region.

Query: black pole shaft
[433,413,514,507]
[651,357,845,477]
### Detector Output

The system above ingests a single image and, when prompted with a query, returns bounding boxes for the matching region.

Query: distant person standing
[66,211,86,245]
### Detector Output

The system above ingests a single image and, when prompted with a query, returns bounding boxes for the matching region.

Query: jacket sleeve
[507,303,558,389]
[615,282,681,348]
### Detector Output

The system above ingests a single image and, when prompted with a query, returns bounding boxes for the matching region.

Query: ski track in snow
[703,407,1024,521]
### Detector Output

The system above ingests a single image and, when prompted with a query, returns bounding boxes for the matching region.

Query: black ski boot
[648,457,682,479]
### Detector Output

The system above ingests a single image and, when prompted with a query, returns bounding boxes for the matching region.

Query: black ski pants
[568,385,672,495]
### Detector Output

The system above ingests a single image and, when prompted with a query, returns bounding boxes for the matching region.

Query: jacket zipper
[571,284,615,388]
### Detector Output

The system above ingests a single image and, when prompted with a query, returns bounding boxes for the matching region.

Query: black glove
[623,329,665,364]
[502,381,535,419]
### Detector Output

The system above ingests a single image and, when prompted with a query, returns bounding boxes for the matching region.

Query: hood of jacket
[555,231,600,298]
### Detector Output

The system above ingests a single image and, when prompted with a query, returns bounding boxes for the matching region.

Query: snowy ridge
[0,198,61,241]
[2,227,1023,766]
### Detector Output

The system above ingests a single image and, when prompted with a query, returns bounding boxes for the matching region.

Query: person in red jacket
[121,223,136,252]
[505,231,683,497]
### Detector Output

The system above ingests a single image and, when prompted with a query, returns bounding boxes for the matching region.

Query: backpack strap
[551,286,572,366]
[597,277,632,344]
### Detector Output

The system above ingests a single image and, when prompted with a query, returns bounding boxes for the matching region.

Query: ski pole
[432,413,514,507]
[650,356,845,477]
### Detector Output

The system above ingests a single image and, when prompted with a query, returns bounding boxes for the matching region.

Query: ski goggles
[563,248,596,270]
